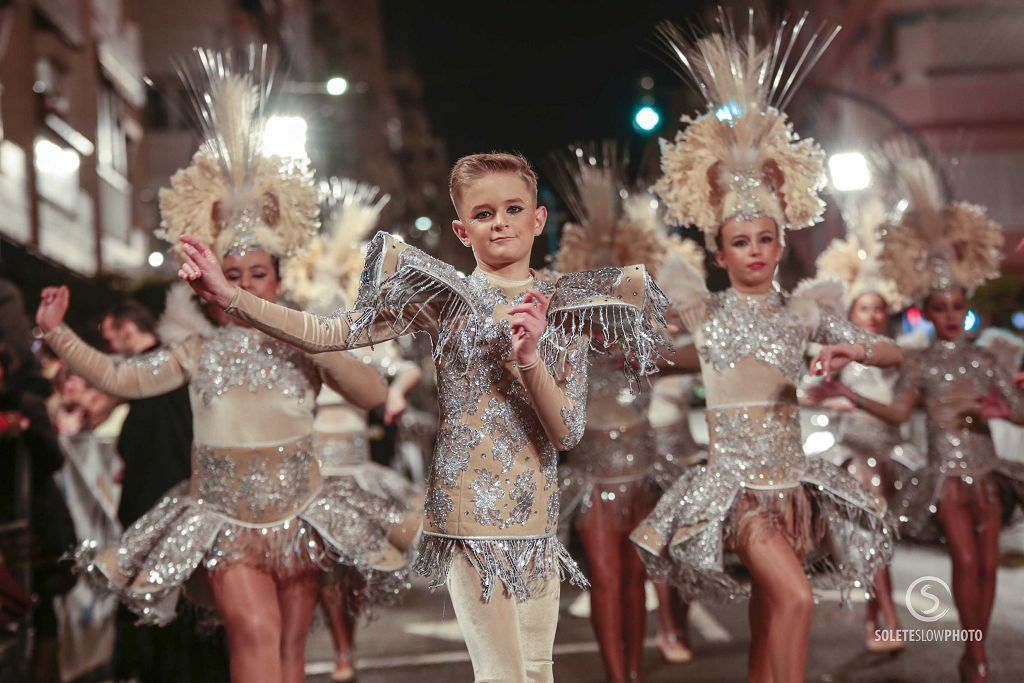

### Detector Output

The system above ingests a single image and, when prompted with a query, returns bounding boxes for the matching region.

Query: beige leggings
[447,556,561,683]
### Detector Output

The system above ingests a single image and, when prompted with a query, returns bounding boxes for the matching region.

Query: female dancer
[549,147,704,682]
[630,13,900,682]
[817,154,1024,682]
[179,151,668,682]
[284,178,423,682]
[37,48,409,683]
[806,194,913,651]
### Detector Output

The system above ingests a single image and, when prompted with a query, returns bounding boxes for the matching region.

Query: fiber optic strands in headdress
[157,45,319,260]
[282,178,390,314]
[652,7,837,250]
[548,142,705,277]
[874,143,1004,305]
[815,157,908,311]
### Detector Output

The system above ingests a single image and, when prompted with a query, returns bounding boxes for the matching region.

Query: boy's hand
[508,290,549,367]
[36,286,70,333]
[178,236,238,308]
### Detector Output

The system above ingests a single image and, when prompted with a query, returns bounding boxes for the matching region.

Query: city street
[306,543,1024,682]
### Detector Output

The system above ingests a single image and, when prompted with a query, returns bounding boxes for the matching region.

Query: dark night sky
[381,1,713,169]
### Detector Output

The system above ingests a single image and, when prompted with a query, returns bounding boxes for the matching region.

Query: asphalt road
[305,542,1024,682]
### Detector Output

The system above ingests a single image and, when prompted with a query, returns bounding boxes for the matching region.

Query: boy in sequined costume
[178,152,669,682]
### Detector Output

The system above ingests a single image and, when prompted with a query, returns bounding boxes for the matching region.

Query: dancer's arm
[310,351,388,411]
[809,312,902,375]
[510,291,588,451]
[985,358,1024,425]
[180,235,438,352]
[37,287,189,399]
[383,362,422,426]
[808,376,919,425]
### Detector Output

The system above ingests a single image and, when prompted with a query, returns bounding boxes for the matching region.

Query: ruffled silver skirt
[75,439,411,625]
[631,457,895,603]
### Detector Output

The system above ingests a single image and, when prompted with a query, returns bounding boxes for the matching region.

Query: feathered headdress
[875,146,1003,304]
[157,46,319,260]
[816,183,908,311]
[549,143,705,277]
[652,8,837,250]
[282,178,390,313]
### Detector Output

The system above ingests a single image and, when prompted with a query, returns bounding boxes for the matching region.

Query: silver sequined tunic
[631,286,896,602]
[892,340,1024,537]
[224,232,669,601]
[47,324,410,625]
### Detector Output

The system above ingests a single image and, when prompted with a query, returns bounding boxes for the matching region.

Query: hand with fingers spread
[36,286,71,333]
[177,235,237,308]
[507,290,549,368]
[809,343,865,377]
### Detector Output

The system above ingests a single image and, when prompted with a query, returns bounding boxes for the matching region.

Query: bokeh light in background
[633,105,660,132]
[326,76,348,96]
[828,152,871,192]
[414,216,432,231]
[261,116,308,159]
[147,251,164,268]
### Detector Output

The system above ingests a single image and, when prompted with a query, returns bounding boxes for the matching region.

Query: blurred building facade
[798,0,1024,276]
[0,0,147,276]
[137,0,450,264]
[0,0,448,280]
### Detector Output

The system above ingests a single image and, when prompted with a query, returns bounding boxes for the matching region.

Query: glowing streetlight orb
[828,152,871,192]
[326,77,349,96]
[261,116,308,159]
[633,106,660,132]
[34,139,80,175]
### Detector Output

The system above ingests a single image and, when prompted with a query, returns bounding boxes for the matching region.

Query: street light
[326,77,348,96]
[633,106,660,133]
[261,116,308,159]
[828,152,871,192]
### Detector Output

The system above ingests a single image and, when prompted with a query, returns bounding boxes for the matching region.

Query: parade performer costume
[549,146,705,680]
[177,149,670,683]
[839,150,1024,681]
[808,165,920,651]
[36,47,405,683]
[284,179,422,682]
[629,10,900,681]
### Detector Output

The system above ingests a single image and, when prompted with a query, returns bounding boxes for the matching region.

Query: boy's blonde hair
[448,152,539,208]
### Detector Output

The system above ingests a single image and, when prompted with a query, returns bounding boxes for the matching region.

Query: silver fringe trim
[542,268,670,388]
[413,534,589,603]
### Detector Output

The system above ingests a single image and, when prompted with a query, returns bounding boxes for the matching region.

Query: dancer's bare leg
[321,582,357,658]
[278,571,320,683]
[735,517,813,683]
[578,501,627,682]
[937,481,989,678]
[622,512,649,679]
[210,565,283,683]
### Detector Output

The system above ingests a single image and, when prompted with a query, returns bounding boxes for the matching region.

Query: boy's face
[452,173,546,270]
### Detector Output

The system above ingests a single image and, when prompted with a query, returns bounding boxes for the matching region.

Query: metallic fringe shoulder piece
[652,8,836,246]
[542,264,670,387]
[346,231,477,361]
[412,534,588,603]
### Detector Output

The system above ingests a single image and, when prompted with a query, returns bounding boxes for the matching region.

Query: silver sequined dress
[821,363,924,497]
[46,323,410,625]
[892,339,1024,537]
[559,355,660,532]
[226,231,669,601]
[631,283,895,602]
